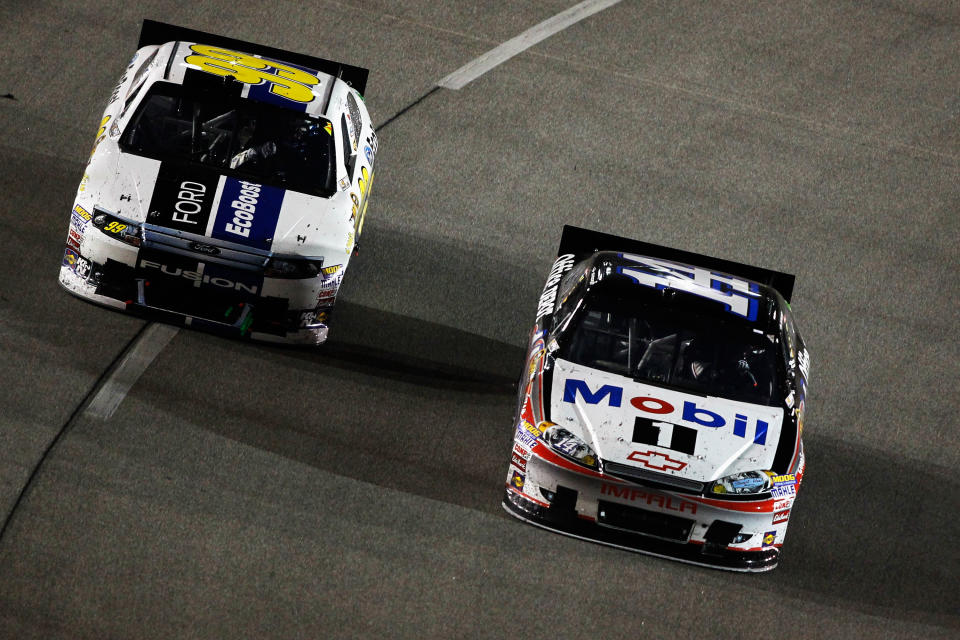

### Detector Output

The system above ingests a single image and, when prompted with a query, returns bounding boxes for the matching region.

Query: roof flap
[137,19,369,96]
[557,225,796,302]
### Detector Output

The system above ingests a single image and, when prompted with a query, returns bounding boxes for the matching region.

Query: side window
[552,263,589,331]
[779,303,798,373]
[346,93,362,142]
[340,114,355,179]
[121,49,159,118]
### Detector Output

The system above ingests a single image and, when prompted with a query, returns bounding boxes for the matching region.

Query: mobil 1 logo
[148,164,219,233]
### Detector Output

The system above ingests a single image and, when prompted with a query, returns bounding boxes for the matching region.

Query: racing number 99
[184,44,320,104]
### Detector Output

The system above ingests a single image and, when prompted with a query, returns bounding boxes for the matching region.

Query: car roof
[579,251,784,332]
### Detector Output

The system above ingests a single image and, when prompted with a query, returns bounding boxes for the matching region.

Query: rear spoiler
[557,225,796,302]
[137,19,369,96]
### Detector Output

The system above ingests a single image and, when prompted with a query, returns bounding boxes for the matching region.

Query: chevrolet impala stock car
[503,226,810,571]
[60,21,377,344]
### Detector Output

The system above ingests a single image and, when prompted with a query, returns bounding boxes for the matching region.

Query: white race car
[504,226,810,572]
[60,21,377,344]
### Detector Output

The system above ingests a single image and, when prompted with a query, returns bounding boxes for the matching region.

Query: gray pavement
[1,1,958,638]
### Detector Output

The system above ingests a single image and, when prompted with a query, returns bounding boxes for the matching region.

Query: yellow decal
[73,204,92,221]
[184,44,320,104]
[323,122,333,135]
[321,264,341,276]
[356,167,374,237]
[89,115,111,161]
[103,220,127,234]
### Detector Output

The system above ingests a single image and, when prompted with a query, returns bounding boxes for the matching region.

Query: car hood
[547,359,784,483]
[86,148,351,256]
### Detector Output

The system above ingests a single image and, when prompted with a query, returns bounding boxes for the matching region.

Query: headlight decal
[540,424,599,470]
[710,470,773,496]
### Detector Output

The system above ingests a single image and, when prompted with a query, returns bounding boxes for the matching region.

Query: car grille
[142,224,271,270]
[597,500,695,542]
[603,461,705,494]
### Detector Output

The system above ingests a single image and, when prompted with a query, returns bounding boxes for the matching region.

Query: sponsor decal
[510,470,525,490]
[797,348,810,380]
[189,241,220,256]
[626,450,688,472]
[770,474,797,499]
[563,378,771,445]
[772,509,790,524]
[773,498,792,511]
[762,530,776,547]
[618,254,762,321]
[211,179,285,250]
[184,44,320,107]
[73,204,92,222]
[514,423,538,449]
[87,115,111,163]
[148,164,220,232]
[536,254,575,320]
[138,258,259,294]
[75,256,91,280]
[72,204,92,233]
[351,166,373,234]
[299,310,317,327]
[62,248,79,269]
[364,145,373,164]
[67,228,83,252]
[600,483,697,514]
[513,444,530,460]
[101,220,129,237]
[632,416,698,455]
[523,420,542,438]
[511,452,527,472]
[63,249,91,280]
[318,267,344,296]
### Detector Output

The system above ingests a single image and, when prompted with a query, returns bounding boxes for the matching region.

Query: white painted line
[85,323,179,420]
[437,0,622,90]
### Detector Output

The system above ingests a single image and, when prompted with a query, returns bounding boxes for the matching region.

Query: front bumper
[60,241,332,346]
[503,443,788,572]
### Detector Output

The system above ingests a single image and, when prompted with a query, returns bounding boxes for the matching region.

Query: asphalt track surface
[1,2,958,638]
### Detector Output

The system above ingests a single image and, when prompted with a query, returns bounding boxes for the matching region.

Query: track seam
[378,86,442,131]
[0,322,153,545]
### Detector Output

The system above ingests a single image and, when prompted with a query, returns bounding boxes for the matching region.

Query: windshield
[120,82,335,196]
[558,295,782,406]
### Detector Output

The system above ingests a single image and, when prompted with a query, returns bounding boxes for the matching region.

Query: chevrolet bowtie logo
[626,450,688,472]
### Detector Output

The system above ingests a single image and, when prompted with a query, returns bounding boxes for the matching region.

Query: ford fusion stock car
[60,21,377,344]
[503,226,810,571]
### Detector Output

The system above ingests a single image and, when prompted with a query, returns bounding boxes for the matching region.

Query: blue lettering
[733,414,747,438]
[753,420,768,445]
[681,401,725,428]
[563,379,623,407]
